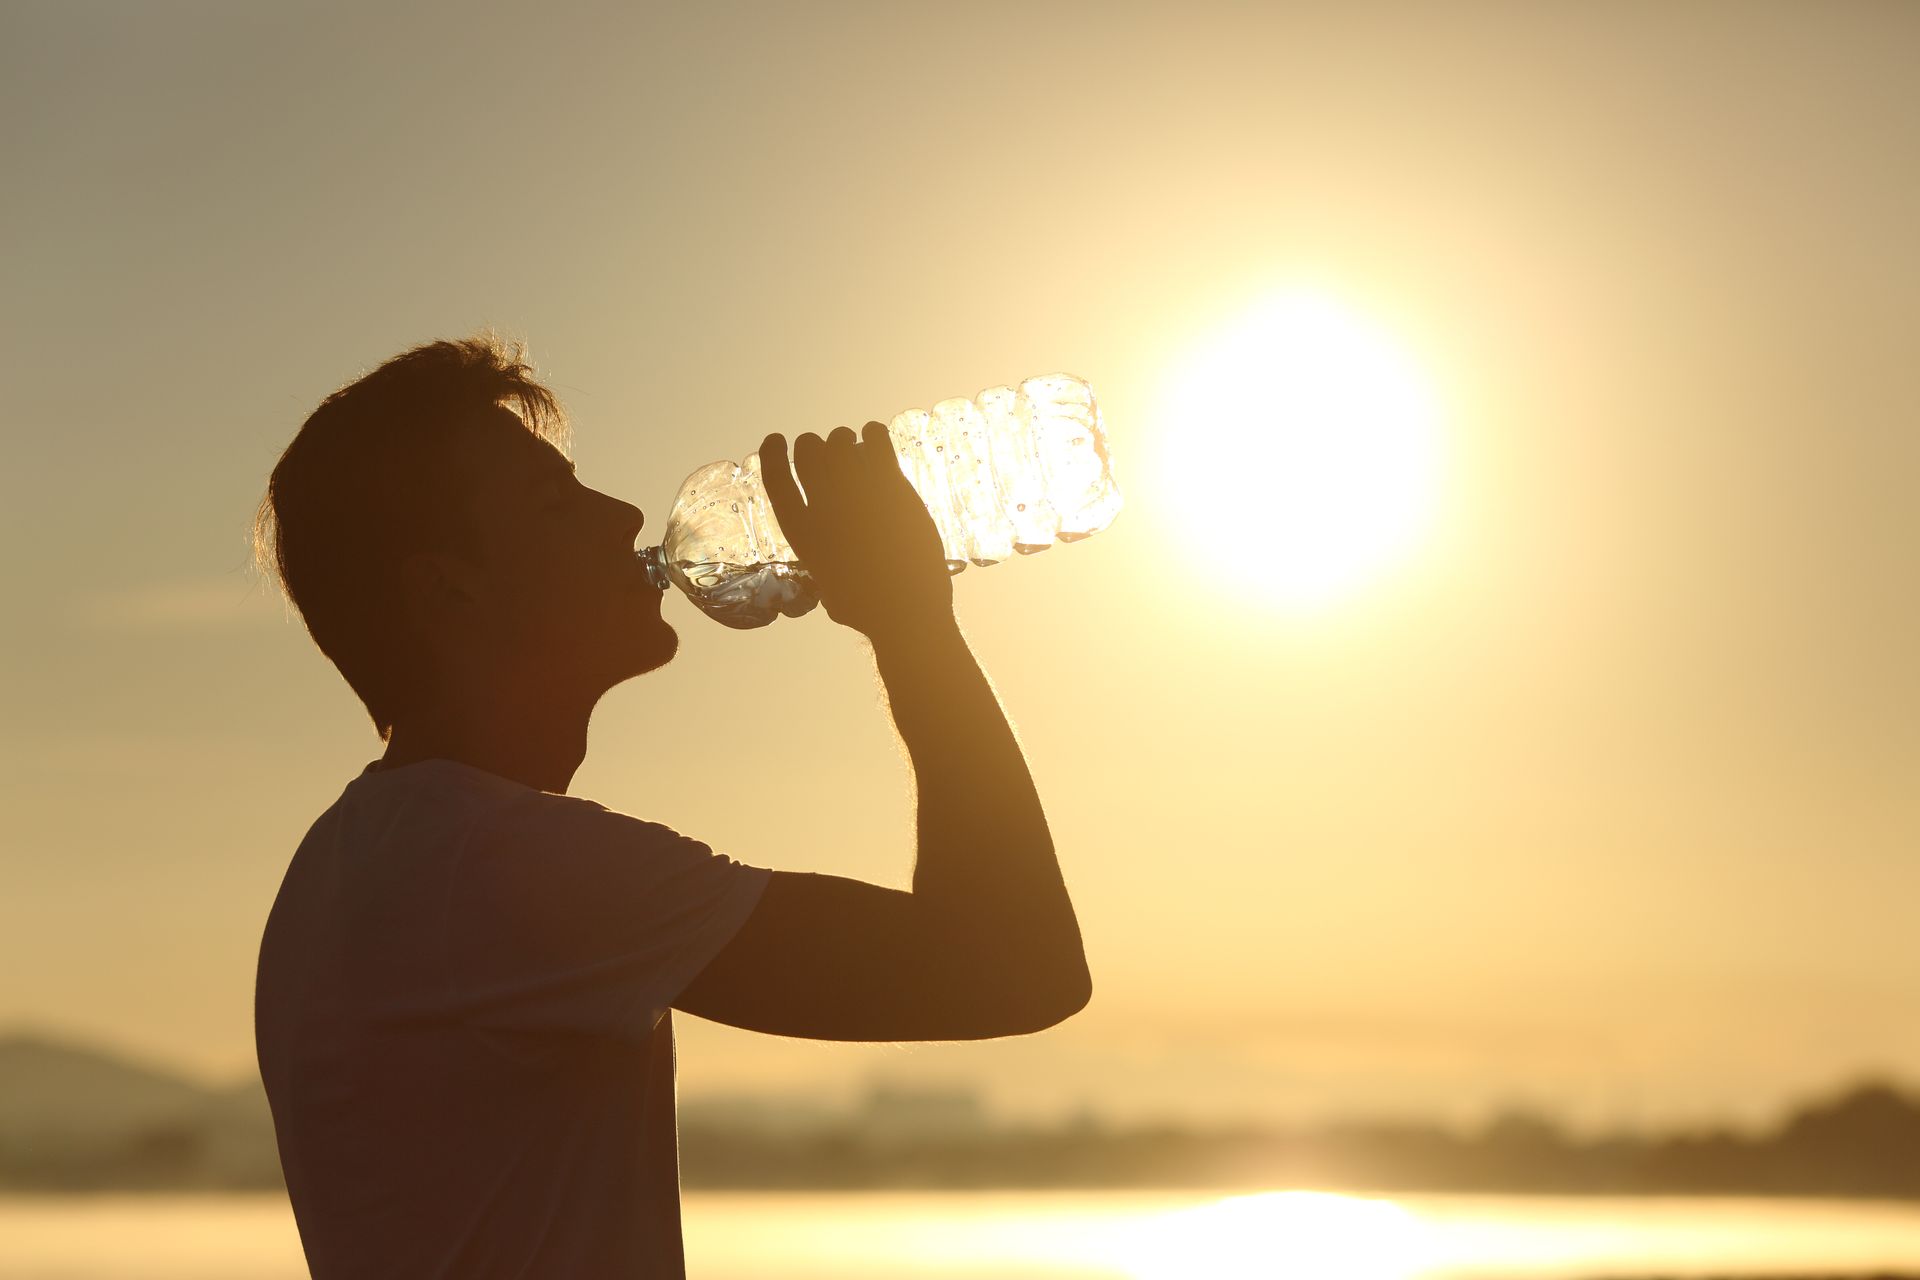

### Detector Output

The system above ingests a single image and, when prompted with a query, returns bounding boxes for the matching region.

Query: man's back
[255,759,770,1279]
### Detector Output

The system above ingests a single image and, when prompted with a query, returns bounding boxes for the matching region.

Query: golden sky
[3,1,1916,1131]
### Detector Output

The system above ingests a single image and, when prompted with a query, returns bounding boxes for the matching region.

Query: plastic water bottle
[639,373,1121,629]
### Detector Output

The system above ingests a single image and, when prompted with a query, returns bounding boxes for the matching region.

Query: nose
[615,496,645,544]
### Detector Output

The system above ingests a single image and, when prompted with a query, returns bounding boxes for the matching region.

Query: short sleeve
[441,790,772,1043]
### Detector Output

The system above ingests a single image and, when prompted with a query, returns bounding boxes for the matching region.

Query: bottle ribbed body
[643,373,1120,628]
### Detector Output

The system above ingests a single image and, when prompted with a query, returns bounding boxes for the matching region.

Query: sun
[1157,291,1445,613]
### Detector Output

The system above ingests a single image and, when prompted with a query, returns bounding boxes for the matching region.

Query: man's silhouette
[251,336,1091,1278]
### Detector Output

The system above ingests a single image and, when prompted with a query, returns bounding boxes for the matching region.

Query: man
[251,335,1091,1278]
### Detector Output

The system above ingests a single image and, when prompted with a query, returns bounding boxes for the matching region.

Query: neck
[381,683,598,794]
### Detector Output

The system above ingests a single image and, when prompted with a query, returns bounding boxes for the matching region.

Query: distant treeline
[680,1082,1920,1194]
[7,1030,1920,1195]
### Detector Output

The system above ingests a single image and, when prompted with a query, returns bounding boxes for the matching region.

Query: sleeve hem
[645,863,775,1026]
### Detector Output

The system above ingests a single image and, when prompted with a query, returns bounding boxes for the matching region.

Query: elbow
[1017,962,1092,1034]
[1058,953,1093,1019]
[948,926,1091,1036]
[1061,964,1093,1020]
[1049,978,1092,1028]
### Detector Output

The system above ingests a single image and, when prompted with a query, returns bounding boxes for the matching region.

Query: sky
[3,0,1917,1133]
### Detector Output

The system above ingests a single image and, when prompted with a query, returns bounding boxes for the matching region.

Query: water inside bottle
[670,560,819,630]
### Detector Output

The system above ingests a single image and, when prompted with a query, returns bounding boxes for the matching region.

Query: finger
[824,425,860,478]
[792,430,827,481]
[759,433,810,552]
[799,427,860,512]
[792,429,854,521]
[860,420,918,504]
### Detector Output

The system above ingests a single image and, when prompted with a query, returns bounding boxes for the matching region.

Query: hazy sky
[4,1,1916,1132]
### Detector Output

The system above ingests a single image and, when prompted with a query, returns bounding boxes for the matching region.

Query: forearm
[868,617,1090,996]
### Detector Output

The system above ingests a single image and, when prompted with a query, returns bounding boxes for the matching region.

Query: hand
[760,424,955,639]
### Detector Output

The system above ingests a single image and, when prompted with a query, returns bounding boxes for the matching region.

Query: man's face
[443,406,676,699]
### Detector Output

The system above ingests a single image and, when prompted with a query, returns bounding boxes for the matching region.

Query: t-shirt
[254,759,773,1279]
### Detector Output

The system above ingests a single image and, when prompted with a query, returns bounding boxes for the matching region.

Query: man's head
[255,335,675,741]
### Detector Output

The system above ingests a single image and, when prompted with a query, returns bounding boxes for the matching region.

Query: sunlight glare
[1157,291,1444,613]
[1112,1190,1433,1280]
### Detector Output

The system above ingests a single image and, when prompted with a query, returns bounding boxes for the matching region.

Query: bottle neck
[638,546,672,592]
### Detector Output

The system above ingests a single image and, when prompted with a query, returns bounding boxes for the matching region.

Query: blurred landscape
[9,1027,1920,1198]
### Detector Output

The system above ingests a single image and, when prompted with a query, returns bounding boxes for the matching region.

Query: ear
[396,550,485,634]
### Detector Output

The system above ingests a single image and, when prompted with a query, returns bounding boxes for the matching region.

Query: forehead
[458,404,571,487]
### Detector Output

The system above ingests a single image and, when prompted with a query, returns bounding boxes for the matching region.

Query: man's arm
[670,423,1091,1041]
[874,615,1090,1012]
[672,617,1090,1040]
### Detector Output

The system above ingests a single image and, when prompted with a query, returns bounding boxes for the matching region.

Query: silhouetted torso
[254,760,770,1279]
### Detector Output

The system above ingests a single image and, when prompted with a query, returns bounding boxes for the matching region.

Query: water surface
[4,1189,1919,1279]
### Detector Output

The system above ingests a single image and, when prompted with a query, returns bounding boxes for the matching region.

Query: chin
[581,612,677,693]
[627,623,678,677]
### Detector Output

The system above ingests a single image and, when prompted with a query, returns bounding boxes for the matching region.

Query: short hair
[253,334,569,740]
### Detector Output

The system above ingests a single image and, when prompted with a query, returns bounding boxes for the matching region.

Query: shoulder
[448,785,769,937]
[458,782,741,891]
[482,785,686,848]
[342,761,672,841]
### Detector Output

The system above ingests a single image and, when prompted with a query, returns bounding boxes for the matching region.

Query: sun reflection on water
[1108,1190,1432,1280]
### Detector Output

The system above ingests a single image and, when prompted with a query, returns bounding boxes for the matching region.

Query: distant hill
[0,1030,279,1190]
[0,1031,230,1140]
